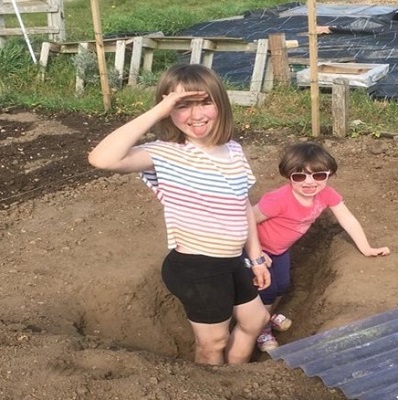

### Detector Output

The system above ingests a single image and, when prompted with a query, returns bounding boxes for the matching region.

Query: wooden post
[332,78,349,137]
[268,33,290,84]
[307,0,320,136]
[90,0,111,111]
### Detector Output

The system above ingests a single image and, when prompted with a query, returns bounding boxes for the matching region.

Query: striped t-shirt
[139,140,255,257]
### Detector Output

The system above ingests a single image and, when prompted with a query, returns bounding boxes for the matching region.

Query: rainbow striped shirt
[139,140,255,257]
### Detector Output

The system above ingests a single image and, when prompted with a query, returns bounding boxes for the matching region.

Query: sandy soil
[0,108,397,400]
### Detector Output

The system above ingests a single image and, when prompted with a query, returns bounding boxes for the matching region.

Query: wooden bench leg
[190,37,203,64]
[128,36,143,85]
[76,42,89,96]
[115,40,126,87]
[38,41,51,82]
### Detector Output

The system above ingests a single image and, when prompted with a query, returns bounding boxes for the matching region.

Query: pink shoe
[257,327,279,352]
[270,314,292,332]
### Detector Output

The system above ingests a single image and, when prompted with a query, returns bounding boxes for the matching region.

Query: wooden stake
[268,33,290,84]
[332,78,349,137]
[90,0,111,112]
[307,0,320,136]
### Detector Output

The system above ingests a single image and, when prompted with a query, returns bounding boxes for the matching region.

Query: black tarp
[177,2,398,100]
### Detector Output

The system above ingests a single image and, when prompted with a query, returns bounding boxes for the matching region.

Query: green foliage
[72,48,99,84]
[113,86,155,115]
[0,39,34,79]
[103,7,198,36]
[0,0,397,135]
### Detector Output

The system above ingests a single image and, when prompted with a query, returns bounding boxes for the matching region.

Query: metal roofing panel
[268,307,398,400]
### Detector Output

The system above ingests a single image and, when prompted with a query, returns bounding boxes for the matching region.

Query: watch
[249,255,266,266]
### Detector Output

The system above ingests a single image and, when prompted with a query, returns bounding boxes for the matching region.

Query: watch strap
[250,255,266,266]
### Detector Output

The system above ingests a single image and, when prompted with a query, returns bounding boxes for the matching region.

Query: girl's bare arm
[330,202,390,257]
[88,91,207,173]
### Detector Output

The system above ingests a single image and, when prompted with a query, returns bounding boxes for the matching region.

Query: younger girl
[88,64,271,365]
[253,142,390,352]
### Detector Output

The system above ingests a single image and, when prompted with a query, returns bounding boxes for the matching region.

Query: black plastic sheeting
[177,2,398,100]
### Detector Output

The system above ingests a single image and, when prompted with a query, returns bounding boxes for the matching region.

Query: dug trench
[66,209,341,363]
[0,109,396,399]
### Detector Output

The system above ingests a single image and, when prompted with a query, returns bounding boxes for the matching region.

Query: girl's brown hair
[278,142,338,178]
[154,64,233,145]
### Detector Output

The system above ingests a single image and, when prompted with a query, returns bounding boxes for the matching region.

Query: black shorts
[161,250,258,324]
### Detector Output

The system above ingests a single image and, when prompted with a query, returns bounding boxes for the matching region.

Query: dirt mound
[0,109,396,399]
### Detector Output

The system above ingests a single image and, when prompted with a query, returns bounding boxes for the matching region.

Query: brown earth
[0,107,397,400]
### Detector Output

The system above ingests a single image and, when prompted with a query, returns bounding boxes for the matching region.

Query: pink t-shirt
[257,184,342,255]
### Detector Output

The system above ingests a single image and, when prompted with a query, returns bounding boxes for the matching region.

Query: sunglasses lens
[291,173,306,182]
[312,172,328,181]
[290,172,329,182]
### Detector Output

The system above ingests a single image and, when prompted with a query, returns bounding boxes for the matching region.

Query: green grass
[1,0,397,136]
[64,0,282,41]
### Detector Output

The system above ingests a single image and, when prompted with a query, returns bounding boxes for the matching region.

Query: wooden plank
[289,56,355,65]
[0,26,59,35]
[47,0,64,41]
[249,39,268,93]
[2,0,49,4]
[318,64,371,75]
[190,37,203,64]
[75,42,89,96]
[128,36,144,85]
[227,90,264,107]
[202,38,255,52]
[142,48,154,71]
[202,50,214,68]
[114,40,126,86]
[152,35,246,43]
[38,41,51,81]
[148,38,195,51]
[262,58,274,93]
[332,78,349,137]
[0,4,57,13]
[40,36,298,55]
[39,42,60,81]
[59,41,118,54]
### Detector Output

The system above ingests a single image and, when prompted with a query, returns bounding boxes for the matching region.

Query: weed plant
[0,0,397,136]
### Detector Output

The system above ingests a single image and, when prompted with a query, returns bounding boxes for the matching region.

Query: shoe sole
[258,342,279,352]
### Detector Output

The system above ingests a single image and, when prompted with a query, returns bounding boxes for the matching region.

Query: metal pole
[10,0,37,64]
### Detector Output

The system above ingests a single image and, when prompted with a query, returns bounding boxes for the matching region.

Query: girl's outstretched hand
[364,246,390,257]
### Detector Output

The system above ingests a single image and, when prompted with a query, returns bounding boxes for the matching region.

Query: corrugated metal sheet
[268,307,398,400]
